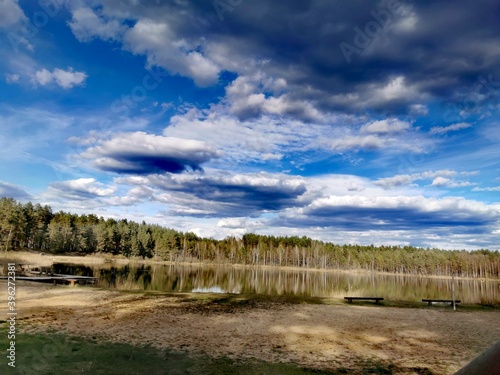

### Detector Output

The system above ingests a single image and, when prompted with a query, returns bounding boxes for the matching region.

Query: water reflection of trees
[54,263,500,304]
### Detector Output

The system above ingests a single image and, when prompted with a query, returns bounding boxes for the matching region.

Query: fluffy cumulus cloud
[32,68,88,89]
[66,2,221,87]
[123,19,220,87]
[223,74,322,122]
[81,132,220,174]
[68,6,127,42]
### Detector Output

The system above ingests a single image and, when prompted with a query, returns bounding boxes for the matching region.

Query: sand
[1,281,499,375]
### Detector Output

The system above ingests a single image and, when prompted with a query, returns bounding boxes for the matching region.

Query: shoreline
[2,250,499,282]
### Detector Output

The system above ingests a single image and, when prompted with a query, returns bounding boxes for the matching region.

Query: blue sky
[0,0,499,249]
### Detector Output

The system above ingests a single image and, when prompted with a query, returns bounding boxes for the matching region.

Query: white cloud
[0,0,26,28]
[123,18,220,87]
[33,167,500,249]
[216,218,248,229]
[376,170,458,188]
[34,68,53,85]
[365,76,426,108]
[410,104,428,116]
[431,177,473,188]
[32,67,88,89]
[165,105,428,165]
[66,2,224,87]
[52,68,88,89]
[392,5,418,32]
[48,178,116,199]
[473,186,500,192]
[429,122,472,135]
[327,75,428,112]
[224,74,322,122]
[430,177,451,187]
[68,7,126,42]
[165,108,330,164]
[360,118,411,134]
[5,73,19,83]
[330,135,385,151]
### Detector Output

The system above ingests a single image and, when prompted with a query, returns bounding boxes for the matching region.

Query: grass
[0,330,426,375]
[0,331,337,375]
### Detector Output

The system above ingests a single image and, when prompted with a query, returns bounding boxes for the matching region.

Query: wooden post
[452,273,456,311]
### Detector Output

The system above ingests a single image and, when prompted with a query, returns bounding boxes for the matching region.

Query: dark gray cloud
[0,181,31,200]
[82,132,219,174]
[276,196,499,232]
[120,172,307,217]
[182,0,500,115]
[47,178,116,201]
[68,0,500,118]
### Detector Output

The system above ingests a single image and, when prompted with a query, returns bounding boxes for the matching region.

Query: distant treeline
[1,197,499,278]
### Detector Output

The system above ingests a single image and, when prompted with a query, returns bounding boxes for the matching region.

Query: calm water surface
[52,263,500,304]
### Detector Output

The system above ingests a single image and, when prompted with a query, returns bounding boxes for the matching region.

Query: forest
[1,197,499,278]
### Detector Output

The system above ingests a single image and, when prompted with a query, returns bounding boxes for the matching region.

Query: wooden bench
[344,297,384,304]
[422,299,461,306]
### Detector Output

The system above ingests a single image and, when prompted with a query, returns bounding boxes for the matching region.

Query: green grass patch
[0,331,424,375]
[0,332,337,375]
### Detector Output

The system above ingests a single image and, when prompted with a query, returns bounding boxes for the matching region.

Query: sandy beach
[1,280,499,375]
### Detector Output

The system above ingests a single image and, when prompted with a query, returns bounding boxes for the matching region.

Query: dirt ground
[1,281,499,374]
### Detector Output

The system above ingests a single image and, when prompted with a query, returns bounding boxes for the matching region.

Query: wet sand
[1,281,499,374]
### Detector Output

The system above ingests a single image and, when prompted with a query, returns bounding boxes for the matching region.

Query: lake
[52,263,500,304]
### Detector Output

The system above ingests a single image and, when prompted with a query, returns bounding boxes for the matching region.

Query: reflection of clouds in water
[191,286,240,294]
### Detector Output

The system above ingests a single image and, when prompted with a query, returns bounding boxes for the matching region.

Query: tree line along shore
[1,197,499,279]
